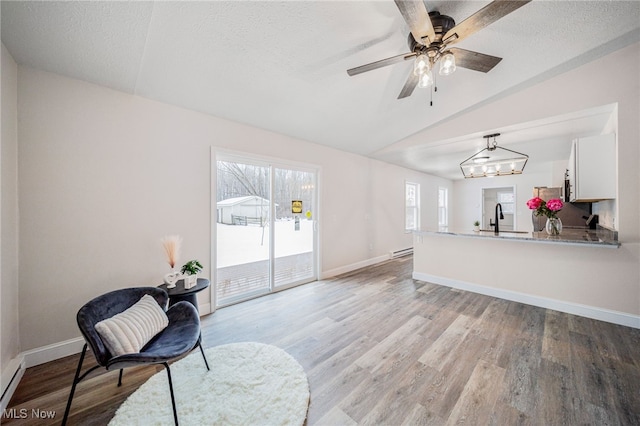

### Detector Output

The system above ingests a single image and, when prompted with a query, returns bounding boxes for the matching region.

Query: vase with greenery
[473,220,480,232]
[181,260,203,288]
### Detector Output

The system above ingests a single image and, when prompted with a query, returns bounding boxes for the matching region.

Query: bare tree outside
[217,161,315,219]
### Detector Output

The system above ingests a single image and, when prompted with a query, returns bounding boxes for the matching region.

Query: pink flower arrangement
[526,197,544,210]
[546,198,564,212]
[527,197,563,218]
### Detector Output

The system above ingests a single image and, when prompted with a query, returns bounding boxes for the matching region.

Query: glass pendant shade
[417,70,433,88]
[413,54,429,76]
[439,52,456,76]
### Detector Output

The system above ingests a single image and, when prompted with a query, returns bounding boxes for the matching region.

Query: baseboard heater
[1,359,25,412]
[390,247,413,259]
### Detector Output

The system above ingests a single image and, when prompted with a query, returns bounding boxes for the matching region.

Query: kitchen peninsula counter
[411,224,637,329]
[415,226,619,248]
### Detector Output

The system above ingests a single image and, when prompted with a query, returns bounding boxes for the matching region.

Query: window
[497,191,515,214]
[405,182,420,232]
[438,187,448,227]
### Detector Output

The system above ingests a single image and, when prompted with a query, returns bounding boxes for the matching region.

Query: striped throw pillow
[95,294,169,356]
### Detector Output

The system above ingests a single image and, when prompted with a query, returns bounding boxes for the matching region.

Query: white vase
[164,270,180,288]
[184,274,197,289]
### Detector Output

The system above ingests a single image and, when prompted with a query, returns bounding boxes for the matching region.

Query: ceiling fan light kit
[460,133,529,179]
[439,52,456,76]
[413,54,429,76]
[346,0,531,100]
[418,69,434,88]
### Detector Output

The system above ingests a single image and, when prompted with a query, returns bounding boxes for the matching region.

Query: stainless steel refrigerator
[532,187,591,230]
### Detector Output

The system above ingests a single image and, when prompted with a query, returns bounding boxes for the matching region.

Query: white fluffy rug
[109,342,310,426]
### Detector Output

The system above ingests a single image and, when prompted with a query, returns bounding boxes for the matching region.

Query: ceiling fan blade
[347,52,416,76]
[394,0,436,46]
[449,48,502,73]
[442,0,531,45]
[398,72,419,99]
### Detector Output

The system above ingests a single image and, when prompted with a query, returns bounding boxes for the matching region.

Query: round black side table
[158,278,210,312]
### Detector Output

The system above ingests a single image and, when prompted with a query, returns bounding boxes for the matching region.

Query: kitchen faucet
[495,203,504,235]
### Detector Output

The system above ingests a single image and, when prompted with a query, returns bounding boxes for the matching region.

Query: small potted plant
[473,221,480,232]
[181,260,203,289]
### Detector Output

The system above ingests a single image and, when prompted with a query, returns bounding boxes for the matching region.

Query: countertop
[415,226,620,248]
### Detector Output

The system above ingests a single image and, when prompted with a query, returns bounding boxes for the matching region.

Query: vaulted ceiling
[2,1,639,179]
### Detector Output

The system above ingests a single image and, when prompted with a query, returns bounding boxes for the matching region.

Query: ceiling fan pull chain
[430,73,437,106]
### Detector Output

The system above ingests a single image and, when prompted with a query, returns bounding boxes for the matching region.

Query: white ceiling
[2,1,639,180]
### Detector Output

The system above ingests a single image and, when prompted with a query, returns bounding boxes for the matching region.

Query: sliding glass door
[273,167,316,289]
[216,159,271,304]
[215,154,317,307]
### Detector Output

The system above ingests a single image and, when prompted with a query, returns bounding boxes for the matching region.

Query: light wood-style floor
[4,256,640,425]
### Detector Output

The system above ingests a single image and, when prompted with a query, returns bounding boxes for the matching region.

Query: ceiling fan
[347,0,531,99]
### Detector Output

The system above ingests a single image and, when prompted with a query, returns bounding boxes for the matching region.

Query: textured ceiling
[2,1,639,179]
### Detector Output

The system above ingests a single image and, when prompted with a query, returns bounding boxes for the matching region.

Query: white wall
[415,42,640,323]
[16,66,450,354]
[1,43,21,400]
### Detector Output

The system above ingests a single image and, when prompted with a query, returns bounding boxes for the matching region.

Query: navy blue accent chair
[61,287,209,426]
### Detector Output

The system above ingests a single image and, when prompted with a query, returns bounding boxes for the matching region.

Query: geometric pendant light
[460,133,529,178]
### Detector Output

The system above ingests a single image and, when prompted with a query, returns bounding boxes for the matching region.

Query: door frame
[211,148,321,310]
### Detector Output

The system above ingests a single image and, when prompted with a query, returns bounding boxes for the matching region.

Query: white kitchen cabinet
[567,133,616,202]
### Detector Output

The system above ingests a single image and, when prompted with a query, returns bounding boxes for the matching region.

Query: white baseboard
[1,356,25,412]
[21,337,85,369]
[321,255,390,279]
[198,302,212,316]
[413,272,640,329]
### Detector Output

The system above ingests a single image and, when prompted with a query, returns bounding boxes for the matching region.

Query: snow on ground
[217,219,313,267]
